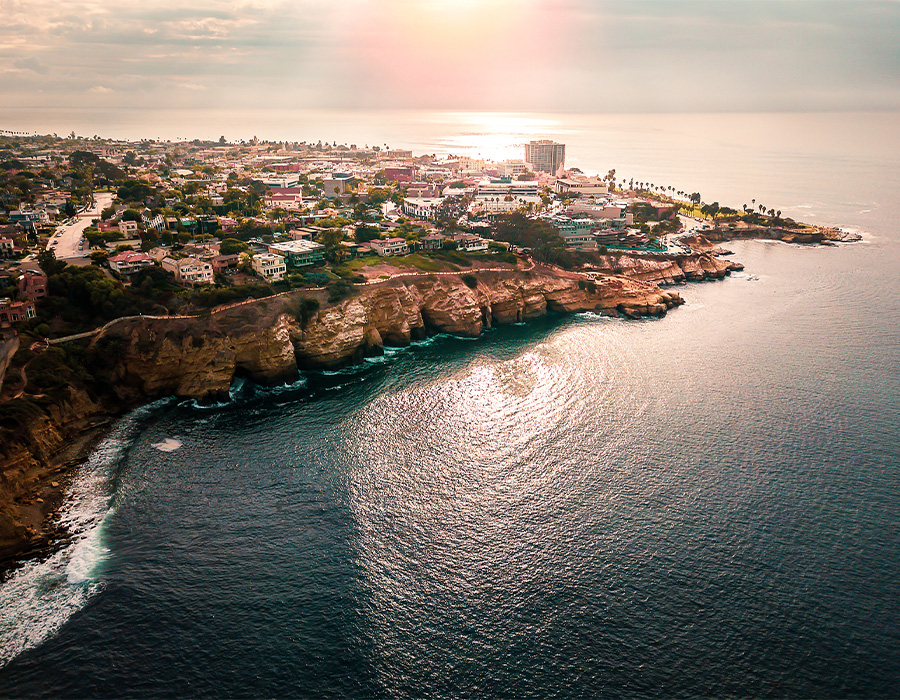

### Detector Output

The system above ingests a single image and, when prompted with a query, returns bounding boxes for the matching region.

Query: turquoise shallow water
[1,112,899,698]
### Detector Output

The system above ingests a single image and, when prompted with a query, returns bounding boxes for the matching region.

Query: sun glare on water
[433,112,562,162]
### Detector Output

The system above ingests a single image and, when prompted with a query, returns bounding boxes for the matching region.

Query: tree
[89,250,109,266]
[219,238,249,255]
[320,227,346,262]
[219,135,227,145]
[37,248,67,276]
[354,224,380,244]
[121,208,142,222]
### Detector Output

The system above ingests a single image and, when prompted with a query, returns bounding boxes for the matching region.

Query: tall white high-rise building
[524,140,566,174]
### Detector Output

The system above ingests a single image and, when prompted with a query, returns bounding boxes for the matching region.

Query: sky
[2,0,899,116]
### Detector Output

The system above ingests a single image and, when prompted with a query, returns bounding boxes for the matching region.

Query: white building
[452,233,489,252]
[369,237,409,257]
[162,257,214,285]
[497,160,531,178]
[555,177,608,197]
[119,220,140,236]
[474,195,541,214]
[476,180,540,197]
[524,140,566,174]
[402,197,444,220]
[251,253,287,281]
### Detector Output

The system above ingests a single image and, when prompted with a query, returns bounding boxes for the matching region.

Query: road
[47,191,114,259]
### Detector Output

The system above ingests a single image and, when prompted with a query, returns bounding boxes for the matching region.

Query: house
[251,253,286,281]
[211,254,240,273]
[17,270,48,300]
[218,217,238,232]
[9,210,49,224]
[108,251,155,276]
[0,298,36,328]
[419,233,445,251]
[267,240,326,267]
[369,237,409,257]
[161,257,213,285]
[0,238,14,257]
[339,241,359,258]
[452,233,489,252]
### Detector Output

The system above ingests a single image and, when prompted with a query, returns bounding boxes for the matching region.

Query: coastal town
[0,131,819,344]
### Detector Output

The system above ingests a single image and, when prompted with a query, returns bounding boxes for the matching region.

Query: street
[47,191,114,259]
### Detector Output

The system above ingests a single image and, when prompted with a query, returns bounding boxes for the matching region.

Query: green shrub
[327,280,357,304]
[290,297,321,329]
[461,274,478,289]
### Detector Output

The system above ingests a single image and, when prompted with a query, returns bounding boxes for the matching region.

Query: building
[383,166,416,183]
[524,140,566,174]
[419,233,445,251]
[0,298,36,328]
[211,254,240,273]
[555,177,608,197]
[497,160,530,178]
[267,240,326,267]
[251,253,287,281]
[452,233,489,252]
[260,175,300,189]
[161,257,213,285]
[16,270,48,300]
[402,197,444,220]
[108,251,155,276]
[369,237,409,257]
[9,210,50,224]
[119,220,140,236]
[475,179,540,197]
[0,238,15,257]
[383,149,413,160]
[322,174,355,197]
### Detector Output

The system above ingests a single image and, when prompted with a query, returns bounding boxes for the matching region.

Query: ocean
[0,111,899,698]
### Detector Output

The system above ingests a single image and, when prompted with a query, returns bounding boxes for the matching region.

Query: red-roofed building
[108,251,155,275]
[0,298,35,328]
[17,270,48,300]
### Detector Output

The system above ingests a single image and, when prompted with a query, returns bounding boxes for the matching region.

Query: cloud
[0,0,898,114]
[12,57,47,74]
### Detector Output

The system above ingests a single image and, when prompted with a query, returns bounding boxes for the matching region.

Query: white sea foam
[151,438,182,452]
[0,402,163,668]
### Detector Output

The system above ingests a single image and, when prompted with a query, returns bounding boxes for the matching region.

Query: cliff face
[0,268,681,568]
[589,251,740,286]
[100,269,684,376]
[291,270,682,368]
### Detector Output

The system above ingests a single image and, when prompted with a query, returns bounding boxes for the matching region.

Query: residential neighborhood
[0,131,785,342]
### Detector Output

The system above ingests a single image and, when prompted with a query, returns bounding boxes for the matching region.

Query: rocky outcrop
[679,234,733,256]
[588,252,741,286]
[703,225,861,245]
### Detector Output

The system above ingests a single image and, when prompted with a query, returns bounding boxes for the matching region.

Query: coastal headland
[0,256,708,571]
[0,129,860,576]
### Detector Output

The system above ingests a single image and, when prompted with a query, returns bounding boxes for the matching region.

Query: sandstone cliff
[587,251,741,286]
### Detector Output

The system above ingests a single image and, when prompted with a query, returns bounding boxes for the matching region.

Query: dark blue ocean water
[1,113,899,698]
